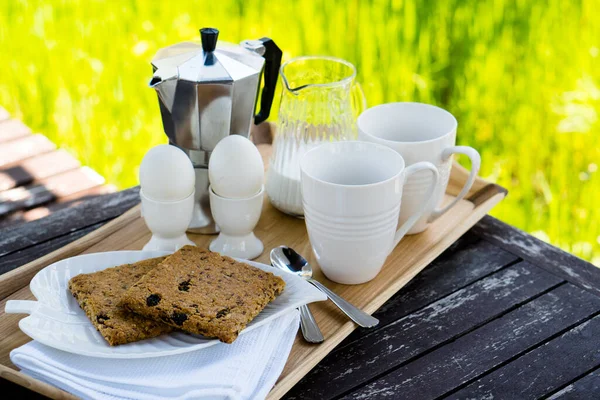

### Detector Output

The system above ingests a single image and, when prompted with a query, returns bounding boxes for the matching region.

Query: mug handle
[428,146,481,222]
[391,161,439,250]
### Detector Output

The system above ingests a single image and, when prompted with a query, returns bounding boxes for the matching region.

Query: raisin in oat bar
[68,257,173,346]
[121,246,286,343]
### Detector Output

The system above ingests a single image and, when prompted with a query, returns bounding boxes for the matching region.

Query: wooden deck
[0,107,115,229]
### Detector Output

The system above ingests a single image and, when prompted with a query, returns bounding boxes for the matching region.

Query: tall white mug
[300,141,439,284]
[358,102,481,234]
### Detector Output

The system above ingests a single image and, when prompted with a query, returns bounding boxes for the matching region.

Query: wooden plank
[473,215,600,297]
[549,368,600,399]
[343,232,518,344]
[0,119,31,143]
[0,166,35,193]
[284,262,563,400]
[0,150,81,191]
[0,187,139,260]
[0,222,104,276]
[0,135,55,168]
[446,314,600,399]
[55,184,116,204]
[38,167,105,198]
[0,185,116,230]
[0,185,54,216]
[0,167,105,216]
[341,284,600,400]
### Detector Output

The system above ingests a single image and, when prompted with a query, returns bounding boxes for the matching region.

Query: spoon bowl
[270,246,379,328]
[270,246,313,279]
[270,247,324,343]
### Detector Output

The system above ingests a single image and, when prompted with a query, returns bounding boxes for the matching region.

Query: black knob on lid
[200,28,219,52]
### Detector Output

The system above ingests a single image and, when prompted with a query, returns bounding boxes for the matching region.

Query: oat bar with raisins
[68,257,173,346]
[121,246,286,343]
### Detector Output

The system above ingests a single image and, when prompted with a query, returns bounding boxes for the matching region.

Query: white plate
[5,250,327,358]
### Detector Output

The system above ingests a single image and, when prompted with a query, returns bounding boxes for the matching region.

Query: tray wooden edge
[267,186,507,399]
[0,364,78,400]
[468,182,508,206]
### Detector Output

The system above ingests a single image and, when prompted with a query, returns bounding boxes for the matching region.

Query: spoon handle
[308,279,379,328]
[299,305,325,343]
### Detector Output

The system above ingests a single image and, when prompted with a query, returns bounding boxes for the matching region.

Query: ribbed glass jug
[266,56,366,216]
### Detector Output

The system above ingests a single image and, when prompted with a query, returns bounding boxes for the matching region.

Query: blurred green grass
[0,0,599,263]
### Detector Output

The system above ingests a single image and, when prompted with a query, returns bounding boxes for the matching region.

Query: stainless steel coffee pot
[149,28,282,233]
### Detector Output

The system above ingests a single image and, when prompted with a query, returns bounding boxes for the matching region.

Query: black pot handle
[254,38,282,125]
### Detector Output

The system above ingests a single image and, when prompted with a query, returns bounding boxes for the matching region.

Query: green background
[1,0,599,263]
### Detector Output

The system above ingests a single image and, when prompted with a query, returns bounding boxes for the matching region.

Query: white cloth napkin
[11,310,300,400]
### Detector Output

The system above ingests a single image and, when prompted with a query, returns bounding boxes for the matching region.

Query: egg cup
[140,189,196,252]
[208,185,264,260]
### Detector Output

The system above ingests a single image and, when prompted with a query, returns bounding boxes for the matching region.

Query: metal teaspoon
[270,249,324,343]
[270,246,379,328]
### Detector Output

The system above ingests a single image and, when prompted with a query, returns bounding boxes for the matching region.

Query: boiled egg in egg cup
[139,145,196,252]
[208,135,265,260]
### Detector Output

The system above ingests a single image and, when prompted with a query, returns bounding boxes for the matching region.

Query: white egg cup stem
[140,189,196,252]
[209,185,264,260]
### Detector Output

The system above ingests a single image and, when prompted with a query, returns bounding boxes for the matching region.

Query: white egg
[209,135,264,199]
[139,144,195,201]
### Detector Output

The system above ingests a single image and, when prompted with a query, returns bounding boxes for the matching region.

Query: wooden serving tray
[0,150,506,400]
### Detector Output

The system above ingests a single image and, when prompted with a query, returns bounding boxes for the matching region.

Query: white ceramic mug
[358,102,481,234]
[300,141,439,284]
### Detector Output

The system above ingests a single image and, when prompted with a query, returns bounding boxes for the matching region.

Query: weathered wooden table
[1,187,599,399]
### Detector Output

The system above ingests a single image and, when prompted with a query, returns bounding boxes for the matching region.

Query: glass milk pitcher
[266,56,366,216]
